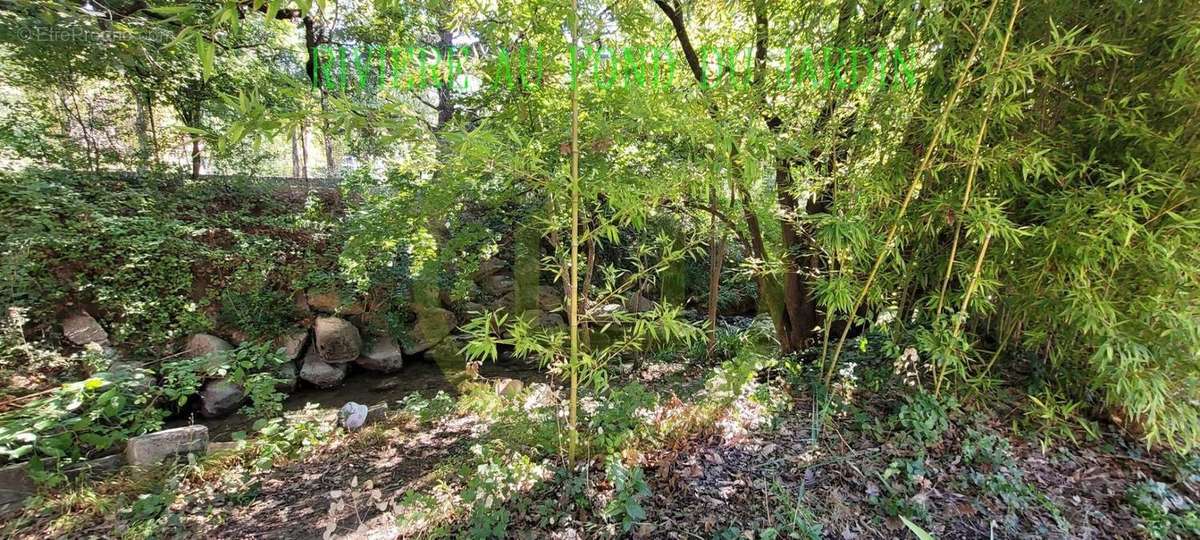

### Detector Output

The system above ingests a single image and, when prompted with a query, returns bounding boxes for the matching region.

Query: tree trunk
[706,183,725,358]
[190,136,202,179]
[133,87,151,172]
[146,93,161,169]
[291,128,300,178]
[320,93,336,177]
[300,120,310,180]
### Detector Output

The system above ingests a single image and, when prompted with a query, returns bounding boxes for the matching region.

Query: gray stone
[124,425,208,466]
[356,336,404,373]
[306,290,341,313]
[62,311,109,346]
[539,312,566,328]
[275,330,309,361]
[307,290,363,315]
[624,291,656,313]
[184,333,232,358]
[482,274,514,296]
[300,348,346,388]
[521,309,565,329]
[459,301,487,316]
[495,378,524,398]
[62,454,125,478]
[403,307,456,355]
[273,360,298,393]
[314,316,362,364]
[537,286,563,311]
[0,463,36,513]
[598,303,623,316]
[426,338,464,373]
[199,379,245,418]
[474,257,503,280]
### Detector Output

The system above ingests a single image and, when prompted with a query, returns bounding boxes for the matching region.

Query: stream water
[185,353,545,441]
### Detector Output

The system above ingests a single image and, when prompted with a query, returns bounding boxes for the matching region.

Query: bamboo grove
[1,0,1197,455]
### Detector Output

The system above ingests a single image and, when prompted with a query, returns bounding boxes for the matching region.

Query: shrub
[0,368,163,468]
[601,456,650,533]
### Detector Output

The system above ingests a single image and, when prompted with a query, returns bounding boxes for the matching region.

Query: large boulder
[62,311,109,346]
[274,330,310,361]
[300,348,346,388]
[426,338,463,373]
[314,317,361,363]
[199,379,245,418]
[481,274,515,296]
[125,425,208,466]
[623,291,657,313]
[474,257,504,280]
[0,463,36,515]
[307,290,363,315]
[356,336,404,373]
[537,286,563,311]
[524,309,565,329]
[184,333,233,358]
[403,308,456,355]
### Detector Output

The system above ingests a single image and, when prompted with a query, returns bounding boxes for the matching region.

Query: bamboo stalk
[822,0,1002,387]
[567,0,581,465]
[933,0,1022,393]
[937,233,993,394]
[935,0,1022,317]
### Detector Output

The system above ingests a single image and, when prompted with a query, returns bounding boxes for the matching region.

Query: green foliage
[219,288,295,343]
[462,444,548,539]
[160,342,288,418]
[899,516,935,540]
[0,0,1196,475]
[0,369,162,467]
[601,456,650,532]
[399,390,457,424]
[0,308,98,398]
[233,406,332,470]
[704,350,777,405]
[1022,389,1100,453]
[895,393,956,448]
[0,171,333,354]
[961,428,1013,468]
[875,456,931,520]
[587,383,657,455]
[0,339,293,471]
[760,481,823,540]
[1127,480,1200,539]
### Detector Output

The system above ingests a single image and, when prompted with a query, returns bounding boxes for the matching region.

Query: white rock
[124,425,208,466]
[62,311,109,346]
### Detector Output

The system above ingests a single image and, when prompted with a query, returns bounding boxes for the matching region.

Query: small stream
[183,353,545,441]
